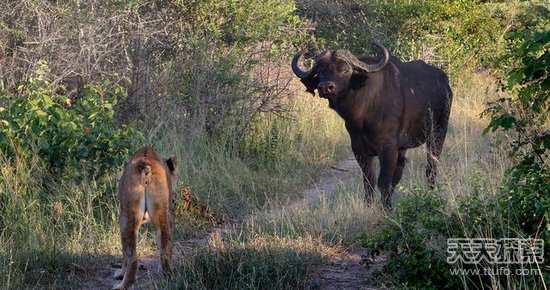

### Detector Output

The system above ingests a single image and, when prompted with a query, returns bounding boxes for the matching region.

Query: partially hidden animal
[291,43,452,209]
[113,146,178,290]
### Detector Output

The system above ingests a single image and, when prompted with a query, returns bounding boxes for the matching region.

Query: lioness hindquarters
[113,147,178,290]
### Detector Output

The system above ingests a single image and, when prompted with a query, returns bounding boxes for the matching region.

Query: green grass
[153,95,350,218]
[0,148,121,289]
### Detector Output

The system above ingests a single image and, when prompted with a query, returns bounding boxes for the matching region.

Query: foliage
[297,0,510,75]
[188,0,304,50]
[0,64,142,178]
[361,188,462,289]
[362,184,547,288]
[0,0,311,141]
[484,30,550,258]
[484,31,550,160]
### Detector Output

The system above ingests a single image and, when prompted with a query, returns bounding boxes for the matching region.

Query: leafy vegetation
[0,65,141,178]
[486,29,550,259]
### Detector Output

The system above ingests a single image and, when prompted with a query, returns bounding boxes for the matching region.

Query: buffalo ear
[300,75,319,95]
[350,73,367,90]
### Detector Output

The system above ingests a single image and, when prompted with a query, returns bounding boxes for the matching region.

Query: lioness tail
[136,160,152,186]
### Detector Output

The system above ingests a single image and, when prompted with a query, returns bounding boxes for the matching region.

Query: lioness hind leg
[113,210,142,290]
[151,209,173,275]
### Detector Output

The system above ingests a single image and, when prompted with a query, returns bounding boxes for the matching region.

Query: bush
[361,188,463,289]
[0,0,311,141]
[362,184,547,289]
[0,64,142,178]
[484,29,550,258]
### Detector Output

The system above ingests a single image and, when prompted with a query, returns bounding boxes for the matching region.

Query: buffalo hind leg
[426,129,446,188]
[426,94,451,188]
[378,147,399,210]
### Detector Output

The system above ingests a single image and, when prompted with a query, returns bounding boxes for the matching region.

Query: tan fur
[112,146,178,290]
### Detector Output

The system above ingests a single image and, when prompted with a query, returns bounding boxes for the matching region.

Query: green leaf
[507,71,524,89]
[38,139,50,151]
[52,108,64,120]
[35,109,47,117]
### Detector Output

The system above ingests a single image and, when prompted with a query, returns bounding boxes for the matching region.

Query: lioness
[113,146,178,290]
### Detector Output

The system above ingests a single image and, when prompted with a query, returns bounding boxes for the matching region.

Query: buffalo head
[291,43,389,100]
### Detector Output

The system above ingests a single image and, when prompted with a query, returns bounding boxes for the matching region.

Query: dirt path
[284,157,386,289]
[288,157,359,209]
[309,246,387,290]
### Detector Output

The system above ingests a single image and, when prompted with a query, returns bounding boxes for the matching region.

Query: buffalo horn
[347,42,390,73]
[291,53,313,79]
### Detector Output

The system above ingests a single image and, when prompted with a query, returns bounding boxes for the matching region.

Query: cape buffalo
[292,43,452,209]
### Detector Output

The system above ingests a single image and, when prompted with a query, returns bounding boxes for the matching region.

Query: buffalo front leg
[350,136,376,205]
[353,154,376,205]
[378,147,399,210]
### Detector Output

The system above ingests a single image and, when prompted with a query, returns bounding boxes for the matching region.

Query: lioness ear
[166,156,178,174]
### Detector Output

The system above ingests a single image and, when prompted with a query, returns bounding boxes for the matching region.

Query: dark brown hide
[292,43,452,209]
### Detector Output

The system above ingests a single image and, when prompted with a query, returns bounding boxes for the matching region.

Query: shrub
[361,184,548,289]
[0,0,311,141]
[361,188,463,289]
[0,64,142,178]
[484,29,550,257]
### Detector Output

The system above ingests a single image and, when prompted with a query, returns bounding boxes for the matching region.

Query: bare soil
[288,157,359,209]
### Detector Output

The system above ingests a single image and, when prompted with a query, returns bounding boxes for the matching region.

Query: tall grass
[0,147,121,288]
[152,94,350,218]
[0,91,349,288]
